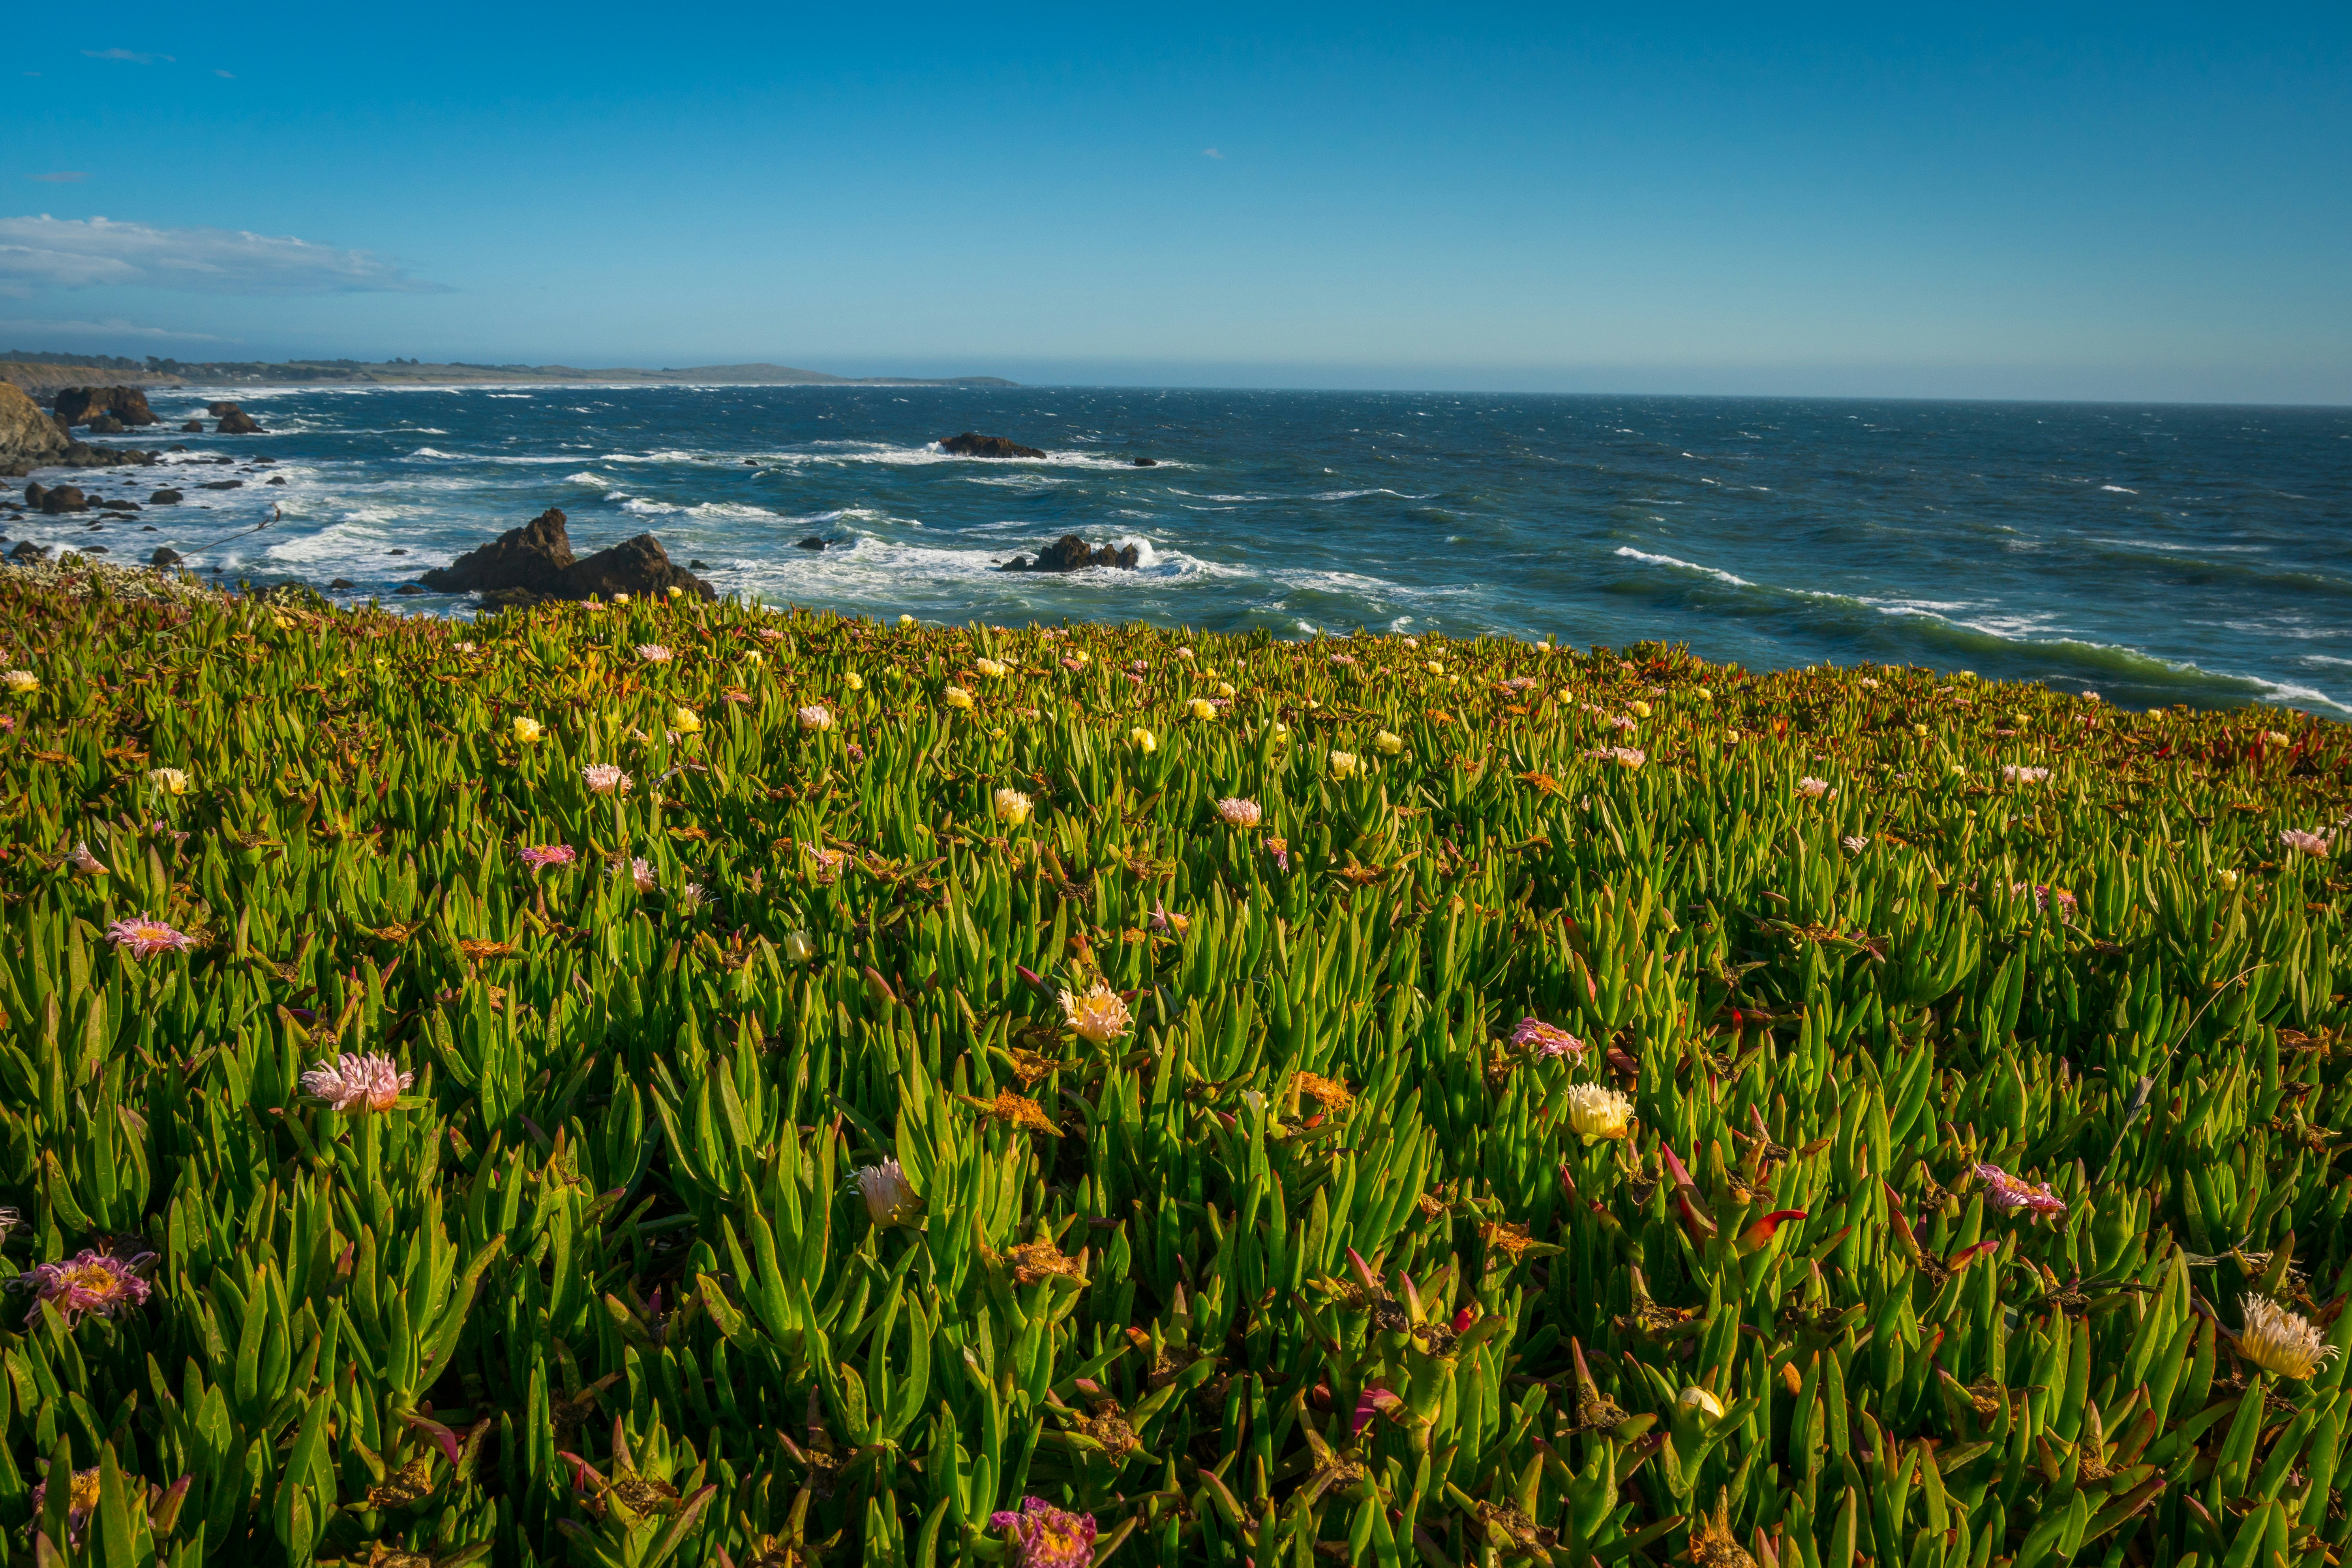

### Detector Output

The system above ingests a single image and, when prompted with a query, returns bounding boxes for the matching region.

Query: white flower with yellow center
[855,1160,921,1227]
[147,767,190,795]
[797,703,834,731]
[1216,681,1236,698]
[1060,980,1131,1043]
[1215,797,1263,827]
[1328,750,1359,778]
[1374,730,1404,755]
[512,716,544,744]
[843,671,864,691]
[2236,1294,2338,1380]
[1562,1084,1634,1141]
[944,685,975,710]
[3,670,39,694]
[994,788,1033,825]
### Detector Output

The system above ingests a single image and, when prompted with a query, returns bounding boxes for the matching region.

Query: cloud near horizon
[0,215,445,296]
[0,315,225,342]
[82,48,173,64]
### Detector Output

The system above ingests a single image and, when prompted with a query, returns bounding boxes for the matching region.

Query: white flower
[581,763,632,795]
[2236,1294,2338,1380]
[1795,777,1834,799]
[855,1160,921,1227]
[146,767,190,795]
[797,703,835,731]
[1215,797,1263,827]
[1562,1083,1634,1140]
[66,842,109,876]
[2,670,38,694]
[2001,765,2050,785]
[300,1052,414,1113]
[994,788,1033,825]
[783,930,815,962]
[1060,981,1131,1043]
[975,658,1008,677]
[2280,829,2335,857]
[1677,1387,1725,1424]
[1374,730,1404,755]
[625,857,657,893]
[1328,750,1360,778]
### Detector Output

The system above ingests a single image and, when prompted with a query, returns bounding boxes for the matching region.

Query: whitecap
[1611,546,1751,587]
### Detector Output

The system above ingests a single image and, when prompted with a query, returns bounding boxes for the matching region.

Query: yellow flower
[783,930,816,963]
[512,716,544,744]
[666,585,685,599]
[1129,726,1157,752]
[2236,1294,2338,1380]
[899,613,916,627]
[1374,730,1404,755]
[1187,698,1218,720]
[1677,1387,1725,1425]
[944,685,975,709]
[1912,723,1930,737]
[1425,660,1444,675]
[994,788,1033,824]
[1328,750,1360,778]
[1060,981,1131,1043]
[976,658,1008,677]
[147,767,190,795]
[613,593,631,606]
[2215,868,2240,888]
[1693,686,1711,701]
[273,614,294,630]
[1563,1084,1634,1140]
[670,705,702,735]
[844,671,864,691]
[1216,681,1236,698]
[1629,700,1651,718]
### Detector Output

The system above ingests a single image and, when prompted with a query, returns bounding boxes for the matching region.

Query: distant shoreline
[0,358,1017,393]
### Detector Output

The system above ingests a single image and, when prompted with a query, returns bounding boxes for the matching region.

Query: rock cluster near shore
[939,431,1047,459]
[0,383,152,478]
[420,507,715,606]
[999,533,1142,572]
[52,386,161,430]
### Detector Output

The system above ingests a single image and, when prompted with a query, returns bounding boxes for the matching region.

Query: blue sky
[7,4,2348,401]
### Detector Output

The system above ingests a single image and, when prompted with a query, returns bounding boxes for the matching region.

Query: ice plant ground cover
[0,578,2343,1568]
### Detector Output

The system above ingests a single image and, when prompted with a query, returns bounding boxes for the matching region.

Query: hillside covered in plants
[0,569,2345,1568]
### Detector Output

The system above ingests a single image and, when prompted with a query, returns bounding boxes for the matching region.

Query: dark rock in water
[83,545,109,555]
[100,499,139,512]
[795,536,831,551]
[213,404,264,435]
[8,540,48,561]
[688,559,707,569]
[38,485,89,514]
[254,456,276,465]
[424,505,716,604]
[53,387,161,428]
[329,577,354,589]
[24,483,44,509]
[140,524,156,531]
[940,431,1048,460]
[199,480,243,490]
[394,584,426,596]
[148,489,182,505]
[150,548,183,565]
[266,475,286,485]
[479,586,541,610]
[388,548,407,556]
[999,533,1141,573]
[1130,457,1158,467]
[180,422,204,433]
[205,402,238,416]
[169,444,189,451]
[561,532,717,602]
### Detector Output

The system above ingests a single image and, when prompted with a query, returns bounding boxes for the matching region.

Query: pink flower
[625,857,657,893]
[1329,653,1358,668]
[519,843,576,870]
[300,1052,414,1113]
[1973,1163,2066,1218]
[987,1497,1097,1568]
[2009,882,2078,916]
[1511,1017,1588,1058]
[105,914,197,959]
[1795,776,1833,799]
[2281,828,2335,857]
[15,1249,153,1325]
[1581,746,1645,768]
[581,763,632,795]
[65,841,109,876]
[2001,765,2051,785]
[845,742,867,763]
[635,643,674,663]
[804,844,850,884]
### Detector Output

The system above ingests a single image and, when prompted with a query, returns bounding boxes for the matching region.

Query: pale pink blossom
[2001,765,2051,785]
[2281,828,2335,857]
[300,1052,414,1113]
[1214,797,1264,828]
[65,841,108,876]
[519,843,576,870]
[797,703,835,731]
[1795,777,1834,799]
[581,763,632,795]
[105,914,197,959]
[1582,746,1645,768]
[635,643,674,663]
[1510,1018,1588,1058]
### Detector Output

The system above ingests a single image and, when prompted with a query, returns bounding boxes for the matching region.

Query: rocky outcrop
[1,383,151,477]
[421,506,716,604]
[150,547,183,566]
[999,533,1141,572]
[939,432,1047,459]
[180,421,204,433]
[1130,457,1158,467]
[53,387,161,428]
[213,403,264,435]
[26,483,88,514]
[148,489,182,505]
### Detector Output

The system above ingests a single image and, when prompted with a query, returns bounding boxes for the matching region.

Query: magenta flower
[1973,1163,2067,1218]
[988,1497,1097,1568]
[300,1052,414,1113]
[1510,1017,1588,1058]
[15,1249,153,1325]
[519,843,577,870]
[105,913,198,959]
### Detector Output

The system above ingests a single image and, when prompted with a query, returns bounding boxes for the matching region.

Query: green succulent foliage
[0,576,2341,1568]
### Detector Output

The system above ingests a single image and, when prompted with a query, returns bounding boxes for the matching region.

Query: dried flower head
[988,1496,1097,1568]
[855,1160,921,1227]
[803,844,850,884]
[2280,828,2335,857]
[300,1052,414,1113]
[2236,1294,2338,1380]
[1842,835,1871,853]
[66,841,108,876]
[1060,981,1131,1043]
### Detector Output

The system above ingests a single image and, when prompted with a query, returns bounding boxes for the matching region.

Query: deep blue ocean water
[23,383,2352,716]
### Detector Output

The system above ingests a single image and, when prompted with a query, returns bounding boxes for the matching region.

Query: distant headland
[0,351,1017,392]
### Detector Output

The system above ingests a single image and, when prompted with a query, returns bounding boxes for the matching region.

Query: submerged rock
[940,431,1047,459]
[999,533,1142,573]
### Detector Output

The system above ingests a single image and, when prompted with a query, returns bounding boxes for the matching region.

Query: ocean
[21,383,2352,716]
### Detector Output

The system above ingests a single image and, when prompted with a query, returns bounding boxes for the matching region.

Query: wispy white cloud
[0,315,226,342]
[1202,148,1224,159]
[29,173,88,184]
[0,215,445,296]
[83,48,174,64]
[214,69,234,79]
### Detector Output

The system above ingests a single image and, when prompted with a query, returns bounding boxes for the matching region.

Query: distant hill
[0,354,1014,390]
